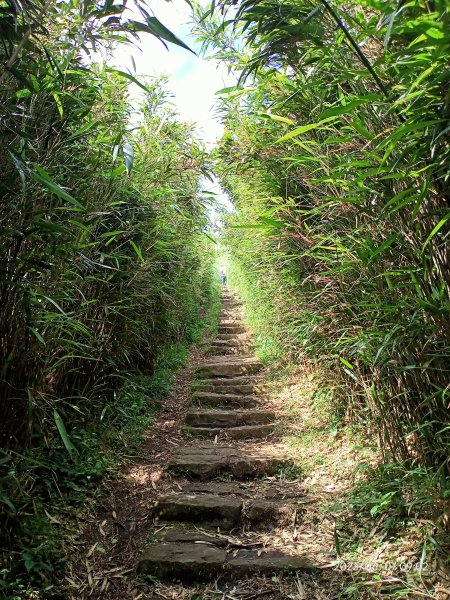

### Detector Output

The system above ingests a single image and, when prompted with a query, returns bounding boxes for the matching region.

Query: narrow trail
[137,290,320,581]
[71,291,389,599]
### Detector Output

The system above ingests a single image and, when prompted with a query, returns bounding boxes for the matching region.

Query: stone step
[220,311,243,318]
[210,345,242,356]
[193,377,266,395]
[205,353,256,361]
[184,480,307,501]
[168,443,282,479]
[185,409,275,428]
[154,492,297,529]
[212,338,250,347]
[183,423,274,440]
[197,357,263,378]
[155,494,241,529]
[218,322,244,331]
[210,343,253,355]
[215,333,250,341]
[138,543,317,581]
[218,324,246,334]
[155,527,228,546]
[218,321,244,329]
[192,392,262,408]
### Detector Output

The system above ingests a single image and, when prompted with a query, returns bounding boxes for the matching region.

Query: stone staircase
[137,290,317,582]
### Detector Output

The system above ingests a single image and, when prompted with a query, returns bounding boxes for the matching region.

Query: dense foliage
[1,0,449,594]
[0,0,216,590]
[196,0,449,471]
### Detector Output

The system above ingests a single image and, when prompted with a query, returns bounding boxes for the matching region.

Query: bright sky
[113,0,234,147]
[112,0,234,210]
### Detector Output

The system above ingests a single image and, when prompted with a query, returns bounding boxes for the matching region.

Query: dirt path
[69,291,448,600]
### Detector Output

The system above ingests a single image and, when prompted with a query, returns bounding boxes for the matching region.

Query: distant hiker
[220,266,227,287]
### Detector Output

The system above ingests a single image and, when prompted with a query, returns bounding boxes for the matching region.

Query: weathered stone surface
[196,357,263,378]
[245,500,295,523]
[214,333,250,341]
[212,339,250,348]
[210,345,241,356]
[205,354,256,362]
[219,317,244,325]
[227,549,317,575]
[211,339,252,356]
[221,301,242,308]
[157,491,297,529]
[155,493,241,528]
[185,408,275,428]
[183,423,274,440]
[193,377,266,396]
[192,391,262,408]
[156,527,229,546]
[218,324,246,334]
[137,544,317,581]
[137,543,226,580]
[168,444,282,479]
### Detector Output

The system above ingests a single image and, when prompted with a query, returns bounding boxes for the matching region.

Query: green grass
[0,328,216,599]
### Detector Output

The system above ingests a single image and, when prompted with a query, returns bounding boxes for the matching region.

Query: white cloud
[111,0,234,146]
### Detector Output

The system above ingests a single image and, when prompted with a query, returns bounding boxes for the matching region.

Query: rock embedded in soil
[185,408,275,428]
[192,391,262,408]
[182,423,275,440]
[156,527,229,546]
[196,357,263,378]
[226,549,317,576]
[137,543,227,580]
[218,324,246,334]
[168,443,283,479]
[155,493,242,528]
[193,377,266,396]
[214,333,250,341]
[137,543,318,581]
[156,491,298,529]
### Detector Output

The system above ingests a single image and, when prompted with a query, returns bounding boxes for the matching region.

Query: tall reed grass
[196,0,449,471]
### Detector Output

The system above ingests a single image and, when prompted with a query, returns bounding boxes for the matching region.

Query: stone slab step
[185,409,275,428]
[212,339,250,348]
[210,343,252,355]
[155,493,298,529]
[218,325,246,334]
[155,494,241,529]
[219,313,244,325]
[197,357,263,378]
[193,377,266,396]
[215,333,250,341]
[137,543,317,581]
[183,423,274,440]
[155,526,229,546]
[209,345,241,356]
[219,313,243,320]
[192,391,262,408]
[168,444,282,479]
[184,480,307,502]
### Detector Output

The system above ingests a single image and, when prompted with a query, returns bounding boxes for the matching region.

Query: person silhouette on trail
[220,266,227,287]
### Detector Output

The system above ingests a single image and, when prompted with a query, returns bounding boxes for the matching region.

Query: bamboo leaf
[53,410,77,460]
[261,112,295,125]
[32,166,83,208]
[123,143,134,174]
[422,212,450,250]
[275,119,335,143]
[130,240,144,264]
